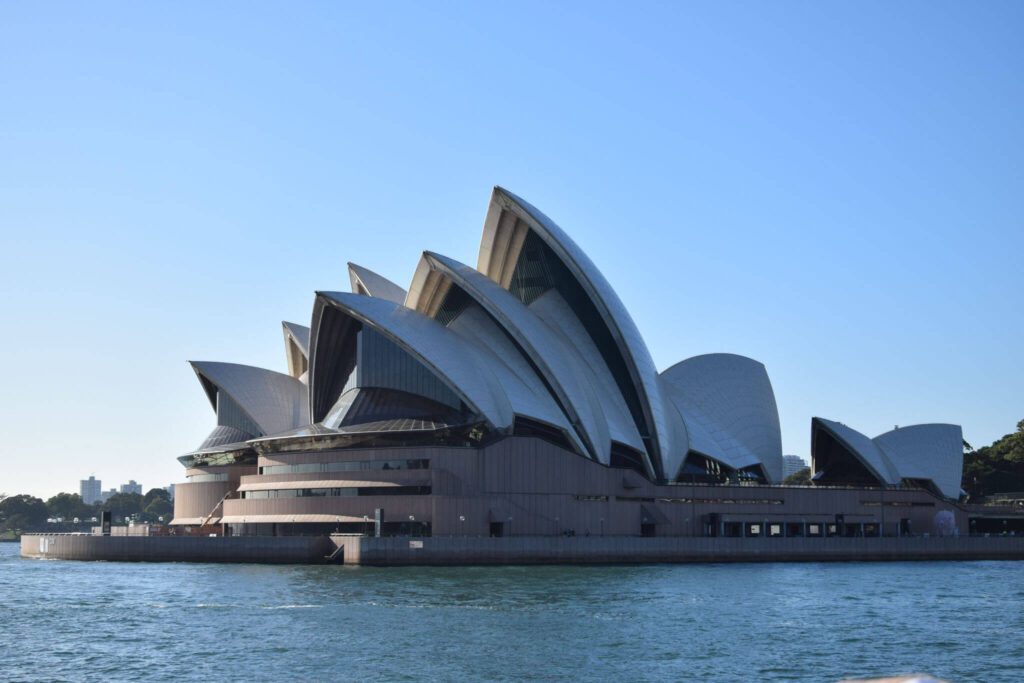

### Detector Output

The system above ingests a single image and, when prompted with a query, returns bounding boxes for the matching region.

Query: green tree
[101,492,144,522]
[141,497,173,522]
[45,493,95,521]
[962,419,1024,498]
[783,467,812,485]
[0,495,50,533]
[142,488,170,508]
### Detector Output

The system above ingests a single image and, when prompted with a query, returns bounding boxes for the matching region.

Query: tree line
[962,419,1024,499]
[0,488,173,536]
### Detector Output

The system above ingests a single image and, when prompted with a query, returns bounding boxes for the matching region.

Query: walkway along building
[171,187,976,543]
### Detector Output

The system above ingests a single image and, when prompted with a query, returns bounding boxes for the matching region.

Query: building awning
[640,504,670,525]
[237,478,427,492]
[169,517,220,526]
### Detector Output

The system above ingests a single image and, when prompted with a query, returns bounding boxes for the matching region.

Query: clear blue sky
[1,3,1021,499]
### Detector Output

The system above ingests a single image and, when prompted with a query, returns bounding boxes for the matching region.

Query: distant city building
[782,455,809,479]
[120,480,143,495]
[79,476,102,505]
[99,488,117,503]
[164,484,175,500]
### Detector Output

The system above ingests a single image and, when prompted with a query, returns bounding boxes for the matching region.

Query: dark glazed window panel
[677,451,729,485]
[433,285,472,327]
[357,329,462,410]
[512,416,575,453]
[311,305,360,422]
[812,427,883,488]
[610,442,650,479]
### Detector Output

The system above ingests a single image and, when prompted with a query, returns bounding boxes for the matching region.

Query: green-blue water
[2,543,1023,682]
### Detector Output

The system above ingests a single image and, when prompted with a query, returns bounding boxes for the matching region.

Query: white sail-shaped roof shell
[812,418,963,498]
[281,321,310,380]
[529,290,648,459]
[874,424,964,499]
[446,306,583,453]
[348,262,407,304]
[477,187,673,478]
[409,251,617,464]
[314,292,514,430]
[189,361,309,437]
[661,354,784,481]
[812,418,900,484]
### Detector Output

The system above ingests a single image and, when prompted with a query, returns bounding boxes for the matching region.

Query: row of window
[259,458,430,475]
[618,495,784,505]
[185,473,229,483]
[861,500,935,507]
[241,486,431,499]
[722,521,880,538]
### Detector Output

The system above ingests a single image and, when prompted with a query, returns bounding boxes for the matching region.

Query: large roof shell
[812,418,900,485]
[189,361,309,437]
[311,292,514,430]
[874,424,964,499]
[528,289,648,463]
[476,187,674,479]
[446,305,582,452]
[281,321,310,380]
[411,251,615,464]
[348,262,407,304]
[661,353,784,481]
[811,418,963,498]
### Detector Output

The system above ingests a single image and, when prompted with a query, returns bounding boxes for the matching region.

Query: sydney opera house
[172,187,968,541]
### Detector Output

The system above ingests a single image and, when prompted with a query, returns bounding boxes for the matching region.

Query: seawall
[21,533,1024,565]
[335,535,1024,565]
[21,534,332,564]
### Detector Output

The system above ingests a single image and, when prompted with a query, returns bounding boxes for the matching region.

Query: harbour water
[2,543,1023,682]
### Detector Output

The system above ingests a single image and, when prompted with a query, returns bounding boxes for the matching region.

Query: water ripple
[2,545,1023,681]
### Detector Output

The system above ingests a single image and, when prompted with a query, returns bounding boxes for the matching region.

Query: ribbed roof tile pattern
[661,354,784,481]
[190,361,309,437]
